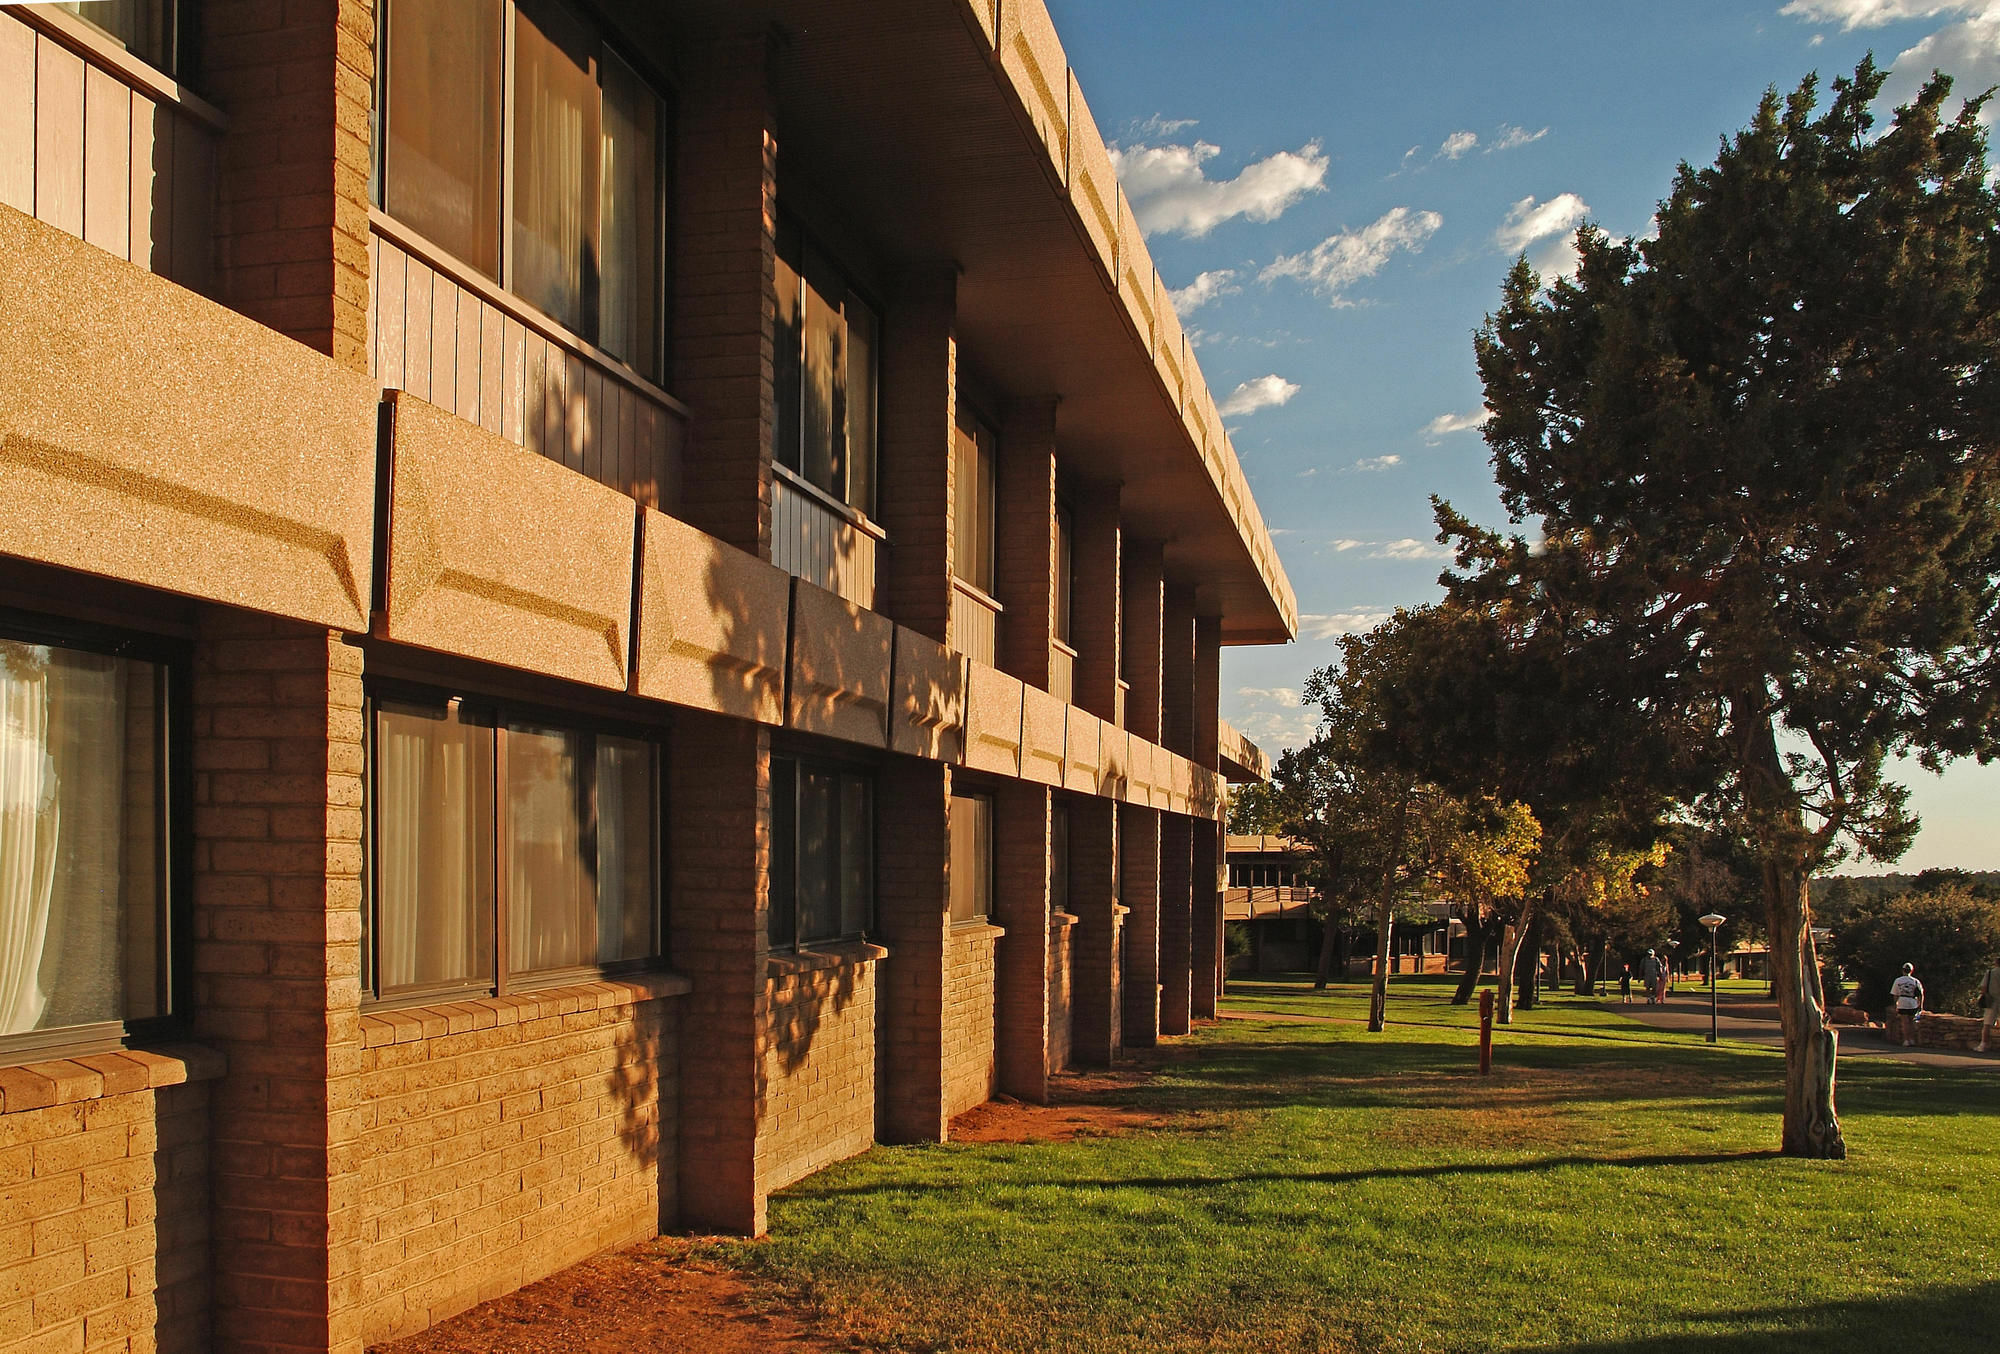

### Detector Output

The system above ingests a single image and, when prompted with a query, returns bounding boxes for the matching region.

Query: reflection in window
[382,0,506,280]
[768,755,874,950]
[953,421,997,595]
[57,2,180,76]
[774,217,879,516]
[949,792,992,924]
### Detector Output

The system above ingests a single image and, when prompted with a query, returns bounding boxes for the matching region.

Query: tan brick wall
[1046,917,1074,1075]
[759,960,878,1193]
[995,401,1058,688]
[1161,585,1196,757]
[1067,798,1120,1066]
[942,928,999,1121]
[1159,815,1194,1036]
[1120,807,1161,1047]
[1122,544,1164,743]
[352,985,676,1347]
[878,268,958,643]
[0,1073,212,1354]
[1192,819,1222,1019]
[1070,485,1121,724]
[994,785,1051,1103]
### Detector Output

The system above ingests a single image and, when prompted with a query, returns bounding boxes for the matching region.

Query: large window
[366,692,661,1000]
[948,792,993,924]
[376,0,669,379]
[768,756,873,950]
[0,620,177,1059]
[774,217,879,516]
[56,2,183,77]
[953,419,997,595]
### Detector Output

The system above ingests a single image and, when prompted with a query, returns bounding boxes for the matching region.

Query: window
[57,2,183,77]
[376,0,669,379]
[768,756,873,950]
[1053,505,1075,646]
[1049,801,1069,916]
[366,692,660,1000]
[953,420,997,594]
[0,620,177,1058]
[948,792,993,924]
[774,216,879,516]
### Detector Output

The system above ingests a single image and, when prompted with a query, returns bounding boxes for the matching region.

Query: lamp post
[1699,913,1726,1044]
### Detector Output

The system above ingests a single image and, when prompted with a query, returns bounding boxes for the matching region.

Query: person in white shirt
[1890,963,1925,1047]
[1977,961,2000,1054]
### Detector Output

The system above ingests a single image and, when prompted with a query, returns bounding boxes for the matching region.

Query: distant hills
[1810,870,2000,924]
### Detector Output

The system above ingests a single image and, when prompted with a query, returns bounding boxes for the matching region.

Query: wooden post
[1479,989,1494,1076]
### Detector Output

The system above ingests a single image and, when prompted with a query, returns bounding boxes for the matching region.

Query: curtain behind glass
[845,299,878,516]
[598,50,660,379]
[839,776,871,938]
[800,244,846,501]
[375,702,493,991]
[384,0,504,278]
[506,723,591,973]
[796,768,837,943]
[57,2,175,74]
[514,0,600,337]
[773,224,804,474]
[594,736,653,963]
[948,794,991,924]
[953,425,996,592]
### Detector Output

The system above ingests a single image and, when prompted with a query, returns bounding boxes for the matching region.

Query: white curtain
[0,643,61,1035]
[376,705,485,989]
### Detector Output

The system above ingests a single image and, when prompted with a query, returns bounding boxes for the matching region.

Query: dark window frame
[767,752,876,953]
[0,608,191,1068]
[948,789,995,925]
[772,211,882,519]
[362,678,667,1008]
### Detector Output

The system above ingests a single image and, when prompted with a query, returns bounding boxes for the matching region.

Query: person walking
[1641,949,1664,1005]
[1890,963,1925,1047]
[1619,963,1633,1004]
[1977,958,2000,1054]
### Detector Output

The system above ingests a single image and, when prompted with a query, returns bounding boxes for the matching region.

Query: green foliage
[1832,883,2000,1014]
[1223,780,1286,835]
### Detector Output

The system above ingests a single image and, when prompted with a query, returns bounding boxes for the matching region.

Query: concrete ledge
[0,1043,225,1115]
[997,0,1068,179]
[964,662,1025,776]
[788,578,894,748]
[951,921,1007,941]
[380,391,635,689]
[766,942,891,978]
[633,507,789,724]
[1020,683,1067,787]
[1065,72,1119,285]
[1101,725,1130,800]
[1063,707,1102,794]
[891,625,969,763]
[1117,193,1156,355]
[0,204,378,631]
[356,973,691,1049]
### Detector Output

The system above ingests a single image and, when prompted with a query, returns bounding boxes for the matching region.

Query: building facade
[0,1,1295,1350]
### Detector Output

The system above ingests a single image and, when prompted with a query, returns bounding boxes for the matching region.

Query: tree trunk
[1516,908,1546,1011]
[1366,786,1414,1033]
[1314,912,1339,990]
[1451,906,1494,1005]
[1738,700,1845,1159]
[1495,897,1537,1025]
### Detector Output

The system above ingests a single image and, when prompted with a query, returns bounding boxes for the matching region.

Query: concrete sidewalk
[1608,996,1998,1070]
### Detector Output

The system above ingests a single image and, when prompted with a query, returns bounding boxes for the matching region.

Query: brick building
[0,2,1295,1350]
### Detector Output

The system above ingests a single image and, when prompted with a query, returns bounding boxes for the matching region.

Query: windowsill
[1113,903,1132,918]
[951,575,1005,614]
[1050,911,1079,929]
[1051,638,1079,659]
[951,919,1006,940]
[0,1043,225,1116]
[766,940,891,978]
[15,5,228,130]
[771,463,890,541]
[356,972,693,1050]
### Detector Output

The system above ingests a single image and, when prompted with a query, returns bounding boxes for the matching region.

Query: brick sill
[951,920,1006,941]
[0,1043,226,1117]
[1049,911,1079,930]
[358,973,693,1049]
[766,941,891,978]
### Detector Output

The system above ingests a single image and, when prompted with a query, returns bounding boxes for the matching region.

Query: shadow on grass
[1513,1280,2000,1354]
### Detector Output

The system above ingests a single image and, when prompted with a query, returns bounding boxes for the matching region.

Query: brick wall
[1070,484,1121,723]
[1046,917,1074,1075]
[1192,820,1222,1019]
[1119,807,1161,1047]
[0,1060,215,1354]
[1158,815,1194,1036]
[995,401,1057,688]
[942,928,999,1121]
[878,268,958,643]
[202,0,375,371]
[760,959,878,1194]
[351,983,677,1346]
[1121,543,1164,742]
[1160,585,1195,756]
[1067,798,1119,1066]
[874,761,951,1143]
[993,785,1051,1103]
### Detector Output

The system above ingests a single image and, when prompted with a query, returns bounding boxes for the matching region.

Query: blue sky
[1047,0,2000,871]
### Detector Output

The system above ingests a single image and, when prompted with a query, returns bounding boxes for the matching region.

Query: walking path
[1607,994,1997,1070]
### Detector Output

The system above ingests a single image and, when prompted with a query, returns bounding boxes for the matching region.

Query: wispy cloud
[1301,609,1393,639]
[1778,0,1983,29]
[1490,124,1550,151]
[1438,130,1479,160]
[1261,207,1445,306]
[1168,269,1240,313]
[1238,685,1302,708]
[1112,140,1329,238]
[1218,374,1301,418]
[1423,407,1493,440]
[1128,112,1200,139]
[1781,2,2000,124]
[1496,193,1591,253]
[1329,538,1452,561]
[1352,454,1402,472]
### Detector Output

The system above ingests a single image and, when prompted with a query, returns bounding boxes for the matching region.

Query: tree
[1416,795,1541,1018]
[1451,62,2000,1157]
[1832,883,2000,1015]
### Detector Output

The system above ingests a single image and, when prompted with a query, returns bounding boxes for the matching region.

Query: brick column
[668,711,770,1235]
[1121,542,1164,741]
[202,0,375,372]
[192,609,365,1354]
[875,760,951,1142]
[1158,813,1193,1036]
[996,398,1058,688]
[1066,798,1120,1065]
[1192,818,1223,1020]
[671,31,777,557]
[1119,806,1161,1047]
[877,266,958,643]
[1070,484,1121,722]
[1161,584,1196,755]
[1194,614,1222,771]
[993,783,1052,1102]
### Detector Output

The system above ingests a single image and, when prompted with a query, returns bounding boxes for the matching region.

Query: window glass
[845,300,878,516]
[801,243,846,498]
[773,219,876,515]
[948,793,992,924]
[598,50,662,376]
[796,767,839,944]
[57,2,178,76]
[768,756,874,949]
[0,639,167,1037]
[513,0,601,336]
[506,722,593,974]
[954,422,997,593]
[383,0,505,279]
[373,701,496,992]
[768,758,797,948]
[595,734,655,963]
[839,776,872,938]
[773,226,804,476]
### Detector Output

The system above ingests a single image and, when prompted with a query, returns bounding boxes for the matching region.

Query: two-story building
[0,2,1295,1350]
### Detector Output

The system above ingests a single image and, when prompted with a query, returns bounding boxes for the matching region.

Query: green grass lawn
[716,976,1999,1353]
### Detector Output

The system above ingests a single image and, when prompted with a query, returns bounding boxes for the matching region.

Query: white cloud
[1301,609,1393,639]
[1422,407,1493,439]
[1779,0,1984,29]
[1238,686,1302,708]
[1490,124,1550,152]
[1112,140,1329,238]
[1880,10,2000,122]
[1261,207,1445,305]
[1329,539,1365,552]
[1377,538,1453,561]
[1439,130,1479,159]
[1168,269,1239,313]
[1218,374,1301,418]
[1352,454,1402,471]
[1495,193,1591,253]
[1129,112,1199,139]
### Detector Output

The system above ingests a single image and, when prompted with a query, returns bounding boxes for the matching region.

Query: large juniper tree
[1447,62,2000,1157]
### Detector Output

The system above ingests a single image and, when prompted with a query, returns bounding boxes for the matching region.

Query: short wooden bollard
[1478,989,1494,1075]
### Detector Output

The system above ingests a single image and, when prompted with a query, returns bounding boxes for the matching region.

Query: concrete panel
[1062,707,1102,795]
[1127,737,1160,810]
[964,661,1025,777]
[0,205,378,631]
[1164,752,1195,817]
[997,0,1068,183]
[1020,683,1067,787]
[1154,276,1188,414]
[964,0,996,48]
[1116,188,1156,356]
[382,393,635,688]
[1182,346,1211,461]
[788,577,894,748]
[1190,764,1224,822]
[632,507,789,724]
[891,624,969,763]
[1100,725,1130,800]
[1064,72,1118,285]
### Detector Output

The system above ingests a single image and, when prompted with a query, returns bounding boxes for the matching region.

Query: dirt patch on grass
[368,1239,858,1354]
[951,1045,1213,1143]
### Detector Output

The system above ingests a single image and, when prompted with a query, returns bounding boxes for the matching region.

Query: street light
[1699,913,1727,1044]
